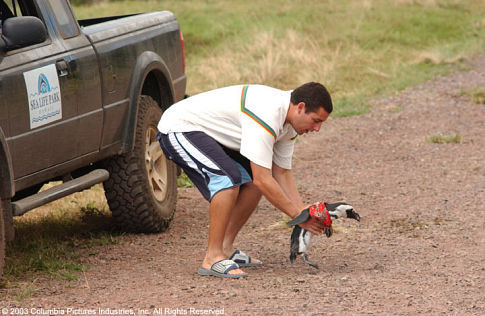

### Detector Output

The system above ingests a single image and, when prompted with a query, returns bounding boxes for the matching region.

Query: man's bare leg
[223,182,263,261]
[201,187,245,275]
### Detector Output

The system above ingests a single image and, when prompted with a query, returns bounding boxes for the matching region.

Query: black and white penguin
[289,202,360,268]
[290,225,319,268]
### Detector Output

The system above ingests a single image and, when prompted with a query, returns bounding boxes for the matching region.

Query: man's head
[291,82,333,114]
[288,82,333,135]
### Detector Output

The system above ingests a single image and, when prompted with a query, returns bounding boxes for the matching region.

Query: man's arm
[272,162,305,210]
[250,162,324,234]
[251,162,300,218]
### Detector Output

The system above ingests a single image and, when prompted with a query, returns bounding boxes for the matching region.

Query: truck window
[1,0,44,21]
[46,0,80,39]
[1,0,48,51]
[1,0,15,21]
[2,0,38,18]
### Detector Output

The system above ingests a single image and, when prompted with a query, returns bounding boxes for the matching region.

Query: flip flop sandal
[197,259,247,279]
[230,250,263,267]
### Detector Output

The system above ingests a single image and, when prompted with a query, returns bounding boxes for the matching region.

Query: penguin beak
[346,209,361,222]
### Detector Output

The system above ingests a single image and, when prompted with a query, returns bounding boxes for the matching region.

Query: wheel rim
[145,126,168,202]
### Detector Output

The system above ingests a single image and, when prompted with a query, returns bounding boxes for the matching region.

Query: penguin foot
[302,254,319,269]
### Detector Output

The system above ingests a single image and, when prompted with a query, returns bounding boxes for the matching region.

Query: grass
[14,283,37,303]
[177,171,194,188]
[2,175,187,294]
[460,88,485,104]
[387,216,428,237]
[2,185,121,293]
[426,133,462,144]
[72,0,485,117]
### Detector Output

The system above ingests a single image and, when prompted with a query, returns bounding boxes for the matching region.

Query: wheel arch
[0,128,14,199]
[0,128,15,244]
[122,51,175,153]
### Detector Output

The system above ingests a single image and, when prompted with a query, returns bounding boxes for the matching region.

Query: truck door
[0,0,102,183]
[44,0,103,157]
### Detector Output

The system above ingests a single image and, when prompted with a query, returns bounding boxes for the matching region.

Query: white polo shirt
[158,84,297,169]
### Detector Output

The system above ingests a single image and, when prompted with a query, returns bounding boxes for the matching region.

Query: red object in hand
[308,202,332,227]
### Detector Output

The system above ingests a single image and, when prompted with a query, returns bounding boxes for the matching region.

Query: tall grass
[74,0,485,116]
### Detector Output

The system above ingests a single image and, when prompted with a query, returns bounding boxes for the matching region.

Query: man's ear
[297,102,306,113]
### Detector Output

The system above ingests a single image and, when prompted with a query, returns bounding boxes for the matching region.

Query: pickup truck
[0,0,186,279]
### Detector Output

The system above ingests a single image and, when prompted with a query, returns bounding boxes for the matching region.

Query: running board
[12,169,110,216]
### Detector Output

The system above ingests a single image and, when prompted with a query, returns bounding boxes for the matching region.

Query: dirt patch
[1,54,484,315]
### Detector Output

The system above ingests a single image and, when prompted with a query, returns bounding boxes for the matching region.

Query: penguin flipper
[289,226,301,263]
[287,210,310,226]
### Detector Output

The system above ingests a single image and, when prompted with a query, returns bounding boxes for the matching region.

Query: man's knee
[242,181,262,197]
[211,186,240,202]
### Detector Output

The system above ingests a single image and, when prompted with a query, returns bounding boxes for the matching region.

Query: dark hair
[290,82,333,114]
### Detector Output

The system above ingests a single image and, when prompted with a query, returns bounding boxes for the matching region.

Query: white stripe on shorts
[173,132,221,171]
[168,133,204,179]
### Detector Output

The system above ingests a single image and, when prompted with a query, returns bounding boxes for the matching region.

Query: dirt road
[1,54,484,315]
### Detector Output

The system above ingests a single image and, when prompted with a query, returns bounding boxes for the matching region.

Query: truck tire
[2,199,14,242]
[103,95,177,233]
[0,200,6,281]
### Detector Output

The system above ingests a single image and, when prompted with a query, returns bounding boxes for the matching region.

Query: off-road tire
[2,199,14,242]
[103,95,177,233]
[0,199,6,281]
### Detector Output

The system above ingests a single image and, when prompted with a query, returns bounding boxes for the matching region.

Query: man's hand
[298,216,326,235]
[287,202,333,235]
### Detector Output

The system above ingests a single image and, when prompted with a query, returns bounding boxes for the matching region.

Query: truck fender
[122,51,175,153]
[0,128,14,199]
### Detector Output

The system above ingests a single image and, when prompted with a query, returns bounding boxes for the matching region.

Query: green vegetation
[426,133,462,144]
[73,0,485,117]
[2,185,121,291]
[387,216,428,237]
[177,171,194,188]
[460,88,485,104]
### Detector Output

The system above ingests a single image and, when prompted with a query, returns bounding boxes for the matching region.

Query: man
[157,82,332,278]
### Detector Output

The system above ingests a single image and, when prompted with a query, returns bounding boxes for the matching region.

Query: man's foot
[201,256,246,276]
[198,259,247,278]
[228,250,263,267]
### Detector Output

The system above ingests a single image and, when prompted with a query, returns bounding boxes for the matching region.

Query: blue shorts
[157,131,252,201]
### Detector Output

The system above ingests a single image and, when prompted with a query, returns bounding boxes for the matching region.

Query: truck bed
[80,11,178,42]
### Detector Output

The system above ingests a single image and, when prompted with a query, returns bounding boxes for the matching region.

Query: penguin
[288,202,360,268]
[288,202,360,229]
[290,225,319,268]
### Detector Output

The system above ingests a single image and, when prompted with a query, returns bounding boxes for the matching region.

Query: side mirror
[1,16,47,51]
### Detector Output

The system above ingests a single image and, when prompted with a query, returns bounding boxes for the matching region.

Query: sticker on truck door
[23,64,62,129]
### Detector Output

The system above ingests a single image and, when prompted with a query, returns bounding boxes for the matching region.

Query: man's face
[292,102,330,135]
